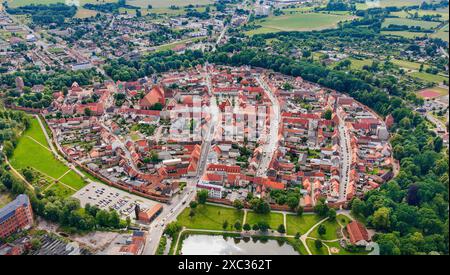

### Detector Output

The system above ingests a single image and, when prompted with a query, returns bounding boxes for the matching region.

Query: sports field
[9,117,86,196]
[246,12,355,35]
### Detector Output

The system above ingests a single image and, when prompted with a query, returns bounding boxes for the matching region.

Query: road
[255,75,281,177]
[142,64,220,254]
[337,110,352,201]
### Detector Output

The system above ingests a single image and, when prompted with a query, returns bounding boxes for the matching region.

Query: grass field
[392,58,429,71]
[431,23,449,42]
[306,238,328,255]
[176,204,245,231]
[326,240,370,255]
[357,0,434,10]
[129,0,213,8]
[246,12,355,35]
[310,219,341,240]
[245,211,284,230]
[9,117,86,195]
[347,58,373,70]
[383,17,441,29]
[286,214,322,235]
[409,71,449,83]
[381,30,429,39]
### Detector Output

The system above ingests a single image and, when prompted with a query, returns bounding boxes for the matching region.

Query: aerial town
[0,0,448,258]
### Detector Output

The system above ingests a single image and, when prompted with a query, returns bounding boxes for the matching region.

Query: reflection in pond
[181,234,299,255]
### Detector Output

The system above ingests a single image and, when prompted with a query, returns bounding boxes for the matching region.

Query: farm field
[381,30,428,39]
[431,23,449,42]
[246,12,355,35]
[409,71,449,84]
[357,0,434,10]
[176,204,245,231]
[383,17,441,29]
[245,211,284,230]
[9,117,86,195]
[129,0,213,8]
[286,214,322,235]
[392,58,429,71]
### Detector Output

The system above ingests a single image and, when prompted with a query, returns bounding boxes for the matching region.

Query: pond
[180,234,299,255]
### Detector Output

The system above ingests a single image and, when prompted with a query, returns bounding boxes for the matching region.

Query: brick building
[0,194,34,238]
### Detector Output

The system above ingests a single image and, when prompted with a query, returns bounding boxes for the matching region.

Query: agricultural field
[392,58,430,71]
[246,12,356,35]
[382,17,441,29]
[381,30,429,39]
[129,0,213,8]
[9,117,86,197]
[357,0,435,10]
[176,204,245,231]
[431,23,449,42]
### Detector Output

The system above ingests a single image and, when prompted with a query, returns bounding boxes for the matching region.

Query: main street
[255,75,281,177]
[337,110,352,201]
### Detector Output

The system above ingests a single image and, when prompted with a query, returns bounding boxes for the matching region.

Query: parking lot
[73,182,161,221]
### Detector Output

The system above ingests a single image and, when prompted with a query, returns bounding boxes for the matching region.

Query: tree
[2,141,14,158]
[322,109,333,120]
[189,208,195,218]
[222,220,229,230]
[328,208,337,221]
[258,221,270,232]
[315,239,323,250]
[164,222,182,238]
[296,206,304,216]
[22,168,34,182]
[372,207,391,231]
[189,201,198,209]
[252,224,260,231]
[197,190,208,204]
[295,232,301,239]
[318,224,326,236]
[84,108,92,117]
[243,223,251,231]
[314,198,329,217]
[234,220,242,230]
[233,199,244,210]
[287,196,299,210]
[277,224,286,234]
[351,198,366,216]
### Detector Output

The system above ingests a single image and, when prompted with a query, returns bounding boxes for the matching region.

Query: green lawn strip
[337,214,352,227]
[382,17,440,29]
[10,118,86,191]
[392,58,429,71]
[306,238,328,255]
[25,118,50,149]
[245,211,284,230]
[46,182,76,198]
[176,204,244,231]
[310,219,341,240]
[58,170,87,190]
[286,213,321,235]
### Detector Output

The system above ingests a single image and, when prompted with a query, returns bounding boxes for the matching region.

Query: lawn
[336,214,352,227]
[310,219,341,240]
[286,214,322,235]
[9,117,86,194]
[431,23,449,42]
[245,211,284,230]
[247,12,355,35]
[409,71,449,84]
[176,204,245,231]
[306,238,328,255]
[358,0,435,9]
[346,58,373,70]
